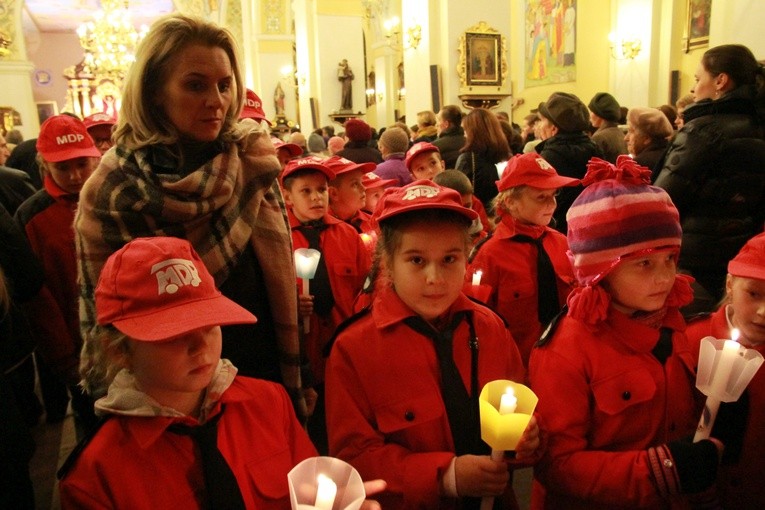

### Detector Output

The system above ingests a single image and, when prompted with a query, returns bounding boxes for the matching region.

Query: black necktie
[167,405,246,510]
[513,233,561,327]
[295,221,335,316]
[403,312,484,456]
[652,327,674,365]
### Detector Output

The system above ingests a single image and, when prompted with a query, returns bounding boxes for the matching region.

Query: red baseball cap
[273,139,303,157]
[82,112,116,130]
[728,232,765,281]
[240,89,272,125]
[36,115,102,163]
[405,142,440,171]
[373,179,478,225]
[95,237,257,341]
[281,156,336,183]
[362,172,397,190]
[323,155,375,176]
[496,153,580,192]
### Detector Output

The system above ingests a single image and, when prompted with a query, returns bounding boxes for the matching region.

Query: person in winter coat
[529,156,722,509]
[326,180,541,510]
[588,92,628,163]
[654,44,765,310]
[58,236,385,510]
[624,107,674,181]
[455,108,511,211]
[685,232,765,509]
[337,119,383,164]
[468,153,578,366]
[433,105,466,169]
[535,92,602,234]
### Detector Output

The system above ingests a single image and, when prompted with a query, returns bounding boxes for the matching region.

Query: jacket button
[404,411,415,421]
[622,391,631,400]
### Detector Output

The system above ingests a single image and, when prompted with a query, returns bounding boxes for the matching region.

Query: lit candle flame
[732,328,741,342]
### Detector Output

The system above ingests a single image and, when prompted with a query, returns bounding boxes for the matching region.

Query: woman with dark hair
[455,108,510,208]
[655,44,765,310]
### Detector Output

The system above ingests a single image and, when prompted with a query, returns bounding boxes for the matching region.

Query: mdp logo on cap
[403,184,440,201]
[152,258,202,295]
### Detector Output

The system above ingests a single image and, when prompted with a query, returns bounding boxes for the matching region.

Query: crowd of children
[5,16,763,508]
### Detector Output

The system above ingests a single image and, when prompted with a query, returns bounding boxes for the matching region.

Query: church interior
[1,0,761,140]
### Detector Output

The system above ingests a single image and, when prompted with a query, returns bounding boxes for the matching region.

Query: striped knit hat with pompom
[565,156,692,325]
[566,155,682,287]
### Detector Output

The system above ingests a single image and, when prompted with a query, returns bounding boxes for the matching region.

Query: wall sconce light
[366,87,376,106]
[280,65,306,88]
[383,17,421,51]
[609,33,641,60]
[398,87,406,101]
[377,92,384,102]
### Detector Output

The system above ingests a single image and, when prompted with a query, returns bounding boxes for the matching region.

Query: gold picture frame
[685,0,711,52]
[458,22,508,91]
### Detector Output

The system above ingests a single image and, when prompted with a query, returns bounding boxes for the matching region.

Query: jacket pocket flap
[375,393,444,434]
[592,369,656,415]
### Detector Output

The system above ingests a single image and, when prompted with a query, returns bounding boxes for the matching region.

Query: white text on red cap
[151,258,201,295]
[535,158,554,171]
[57,134,85,145]
[403,185,439,200]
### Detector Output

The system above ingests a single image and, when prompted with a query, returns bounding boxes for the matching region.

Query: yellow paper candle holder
[479,379,538,451]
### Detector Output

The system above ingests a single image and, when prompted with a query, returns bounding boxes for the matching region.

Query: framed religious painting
[686,0,712,51]
[457,22,510,108]
[465,31,501,86]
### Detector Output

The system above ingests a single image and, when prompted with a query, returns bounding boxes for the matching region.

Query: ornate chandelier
[77,0,148,83]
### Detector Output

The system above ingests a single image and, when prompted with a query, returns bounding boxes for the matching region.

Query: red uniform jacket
[686,306,765,509]
[290,210,370,383]
[326,286,525,509]
[15,175,81,373]
[59,377,317,509]
[529,308,701,509]
[469,215,575,366]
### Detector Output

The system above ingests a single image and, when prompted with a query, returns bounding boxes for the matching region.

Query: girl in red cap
[326,180,540,509]
[58,236,385,509]
[468,152,579,366]
[529,156,722,509]
[685,232,765,508]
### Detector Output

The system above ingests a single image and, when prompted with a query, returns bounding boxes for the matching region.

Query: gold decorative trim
[457,21,510,98]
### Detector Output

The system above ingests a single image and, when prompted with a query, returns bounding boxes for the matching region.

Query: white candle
[731,328,741,342]
[297,255,312,278]
[314,474,336,510]
[499,386,517,415]
[714,339,740,394]
[472,270,483,287]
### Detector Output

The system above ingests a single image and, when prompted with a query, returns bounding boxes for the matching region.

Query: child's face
[364,187,385,212]
[726,275,765,345]
[127,326,222,413]
[410,152,445,181]
[45,157,97,194]
[387,221,467,322]
[329,169,365,218]
[602,250,678,315]
[505,186,558,226]
[284,172,329,223]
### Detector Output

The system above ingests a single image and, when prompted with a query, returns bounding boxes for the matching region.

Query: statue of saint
[274,82,286,116]
[338,59,354,111]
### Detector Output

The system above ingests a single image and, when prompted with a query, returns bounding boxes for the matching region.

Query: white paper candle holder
[694,336,763,441]
[288,456,366,510]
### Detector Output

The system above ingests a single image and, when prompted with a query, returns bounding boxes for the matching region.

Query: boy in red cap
[240,89,272,125]
[58,236,385,509]
[405,141,446,181]
[529,156,722,509]
[16,115,102,428]
[326,180,541,509]
[409,142,491,231]
[685,232,765,508]
[272,138,303,169]
[324,155,376,233]
[281,157,370,453]
[468,153,578,365]
[82,112,116,155]
[361,171,396,214]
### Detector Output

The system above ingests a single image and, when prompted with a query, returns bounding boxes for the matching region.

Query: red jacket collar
[371,285,475,330]
[604,306,687,354]
[43,174,79,201]
[494,214,549,241]
[287,208,343,229]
